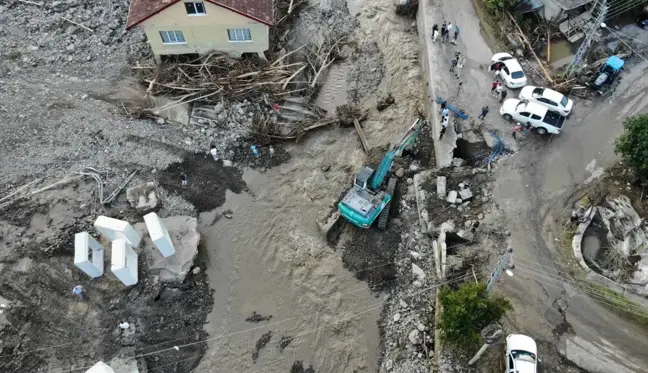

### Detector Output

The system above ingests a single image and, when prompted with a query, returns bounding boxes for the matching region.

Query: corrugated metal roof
[514,0,544,14]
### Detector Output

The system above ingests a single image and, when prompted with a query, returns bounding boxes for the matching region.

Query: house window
[227,28,252,42]
[160,31,186,44]
[185,2,206,15]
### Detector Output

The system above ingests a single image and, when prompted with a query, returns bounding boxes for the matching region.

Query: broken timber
[353,119,371,153]
[506,11,553,85]
[436,97,468,119]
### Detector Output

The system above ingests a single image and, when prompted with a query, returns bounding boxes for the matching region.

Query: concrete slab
[94,216,141,247]
[135,216,200,283]
[126,182,157,211]
[111,239,138,286]
[436,176,447,199]
[144,212,175,257]
[74,232,104,278]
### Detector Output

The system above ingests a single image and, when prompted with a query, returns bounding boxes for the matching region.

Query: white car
[506,334,539,373]
[490,53,527,89]
[519,86,573,116]
[500,98,565,135]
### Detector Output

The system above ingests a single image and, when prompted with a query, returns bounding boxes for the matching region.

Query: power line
[513,263,648,316]
[145,272,488,373]
[51,274,475,373]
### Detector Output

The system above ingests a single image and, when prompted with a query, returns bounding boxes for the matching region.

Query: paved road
[428,0,648,371]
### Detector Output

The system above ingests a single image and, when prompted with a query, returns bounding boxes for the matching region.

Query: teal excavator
[337,118,423,229]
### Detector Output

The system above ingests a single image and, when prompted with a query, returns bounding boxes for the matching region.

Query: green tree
[438,282,512,349]
[483,0,517,11]
[615,114,648,180]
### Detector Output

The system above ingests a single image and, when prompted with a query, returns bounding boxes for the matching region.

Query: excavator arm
[369,118,423,190]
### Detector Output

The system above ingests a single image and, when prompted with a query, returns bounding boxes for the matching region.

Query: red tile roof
[126,0,274,29]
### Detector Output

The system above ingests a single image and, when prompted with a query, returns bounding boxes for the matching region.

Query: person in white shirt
[439,114,449,140]
[209,145,219,161]
[445,22,453,42]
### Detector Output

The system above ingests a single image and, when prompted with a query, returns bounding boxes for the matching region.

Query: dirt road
[432,0,648,371]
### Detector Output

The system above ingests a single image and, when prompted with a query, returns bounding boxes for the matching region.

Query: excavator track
[377,178,397,230]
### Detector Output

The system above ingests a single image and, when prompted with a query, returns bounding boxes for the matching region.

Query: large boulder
[134,216,200,283]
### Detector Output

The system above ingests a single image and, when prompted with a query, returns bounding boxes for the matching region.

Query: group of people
[432,21,460,44]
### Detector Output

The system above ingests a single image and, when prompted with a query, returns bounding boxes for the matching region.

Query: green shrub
[438,282,512,349]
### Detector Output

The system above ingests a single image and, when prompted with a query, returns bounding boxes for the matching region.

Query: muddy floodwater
[192,0,425,371]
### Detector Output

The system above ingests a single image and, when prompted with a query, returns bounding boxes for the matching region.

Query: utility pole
[565,0,608,79]
[486,248,514,292]
[468,322,504,365]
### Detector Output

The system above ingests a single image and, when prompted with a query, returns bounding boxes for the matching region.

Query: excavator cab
[353,167,375,192]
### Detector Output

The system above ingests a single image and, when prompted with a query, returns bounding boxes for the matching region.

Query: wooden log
[62,17,94,33]
[353,119,370,153]
[506,12,553,84]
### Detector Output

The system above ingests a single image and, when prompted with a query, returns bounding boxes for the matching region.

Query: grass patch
[588,284,648,327]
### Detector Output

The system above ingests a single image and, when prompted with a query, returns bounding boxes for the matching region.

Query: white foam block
[111,239,138,286]
[144,212,176,258]
[74,232,104,278]
[85,361,116,373]
[94,216,141,247]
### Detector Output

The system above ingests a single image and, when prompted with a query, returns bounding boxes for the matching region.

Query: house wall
[142,1,269,58]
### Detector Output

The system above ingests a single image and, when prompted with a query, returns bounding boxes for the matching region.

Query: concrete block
[126,182,157,210]
[144,212,175,258]
[135,216,200,282]
[459,188,473,200]
[446,190,458,204]
[436,176,447,199]
[85,361,115,373]
[94,216,141,247]
[111,239,138,286]
[74,232,104,278]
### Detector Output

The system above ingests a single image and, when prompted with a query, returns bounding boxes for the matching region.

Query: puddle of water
[549,40,573,64]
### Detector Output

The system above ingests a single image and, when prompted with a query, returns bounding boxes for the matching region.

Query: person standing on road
[210,145,219,161]
[72,285,87,300]
[439,114,449,140]
[432,24,439,41]
[494,82,503,98]
[478,106,490,120]
[441,106,450,119]
[455,56,465,78]
[180,173,187,187]
[491,80,499,94]
[441,22,447,43]
[452,25,460,44]
[499,89,508,103]
[446,22,453,42]
[450,58,458,72]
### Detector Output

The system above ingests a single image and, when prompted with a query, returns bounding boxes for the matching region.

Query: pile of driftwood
[134,36,345,113]
[249,104,367,140]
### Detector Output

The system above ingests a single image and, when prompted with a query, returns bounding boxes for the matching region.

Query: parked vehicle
[506,334,539,373]
[500,99,565,135]
[589,56,624,95]
[518,86,573,116]
[637,14,648,30]
[489,53,527,89]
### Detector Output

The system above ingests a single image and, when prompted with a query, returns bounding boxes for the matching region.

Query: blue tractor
[337,118,423,230]
[590,56,624,95]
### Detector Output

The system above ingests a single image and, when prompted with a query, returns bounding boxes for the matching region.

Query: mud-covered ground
[0,179,213,372]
